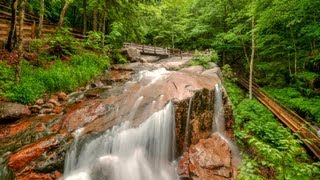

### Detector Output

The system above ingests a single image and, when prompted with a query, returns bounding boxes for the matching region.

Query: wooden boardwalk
[238,77,320,160]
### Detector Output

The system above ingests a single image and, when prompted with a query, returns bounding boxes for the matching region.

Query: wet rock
[62,100,107,132]
[36,99,45,106]
[84,87,111,98]
[178,134,232,180]
[8,135,65,172]
[30,105,41,113]
[48,99,61,107]
[42,103,54,109]
[0,102,31,123]
[67,92,84,104]
[40,108,53,114]
[90,82,105,88]
[57,92,68,101]
[16,171,62,180]
[52,106,64,114]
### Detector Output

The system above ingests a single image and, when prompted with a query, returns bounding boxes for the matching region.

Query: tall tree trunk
[58,1,70,28]
[293,42,297,75]
[102,12,106,47]
[16,0,26,84]
[6,0,18,52]
[249,15,255,100]
[83,0,87,35]
[93,9,97,31]
[37,0,44,38]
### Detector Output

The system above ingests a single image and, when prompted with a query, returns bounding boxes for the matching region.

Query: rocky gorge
[0,55,238,180]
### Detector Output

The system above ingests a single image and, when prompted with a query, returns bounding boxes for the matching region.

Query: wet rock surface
[178,134,232,180]
[0,56,236,179]
[0,102,31,123]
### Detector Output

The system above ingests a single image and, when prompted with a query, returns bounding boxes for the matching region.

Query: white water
[213,84,240,163]
[64,102,177,180]
[183,97,193,152]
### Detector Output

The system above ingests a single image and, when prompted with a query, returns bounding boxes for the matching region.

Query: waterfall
[183,97,193,152]
[64,102,177,180]
[213,84,240,163]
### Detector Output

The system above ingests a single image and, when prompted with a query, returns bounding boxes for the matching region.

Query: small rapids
[64,102,177,180]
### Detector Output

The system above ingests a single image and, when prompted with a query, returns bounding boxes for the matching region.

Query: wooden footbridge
[238,78,320,160]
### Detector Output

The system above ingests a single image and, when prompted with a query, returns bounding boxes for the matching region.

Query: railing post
[143,44,145,53]
[31,20,36,39]
[154,46,156,54]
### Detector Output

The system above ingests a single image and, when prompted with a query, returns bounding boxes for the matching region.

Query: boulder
[124,48,141,62]
[178,134,232,179]
[57,92,68,101]
[0,102,31,123]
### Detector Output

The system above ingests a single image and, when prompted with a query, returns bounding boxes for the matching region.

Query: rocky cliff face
[0,56,237,179]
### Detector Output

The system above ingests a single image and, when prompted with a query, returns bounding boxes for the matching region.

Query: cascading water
[183,97,193,152]
[64,102,177,180]
[213,84,240,163]
[64,68,178,180]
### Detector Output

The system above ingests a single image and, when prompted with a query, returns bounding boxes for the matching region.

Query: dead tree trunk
[6,0,18,52]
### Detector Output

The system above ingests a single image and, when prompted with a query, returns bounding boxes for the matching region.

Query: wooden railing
[0,3,84,42]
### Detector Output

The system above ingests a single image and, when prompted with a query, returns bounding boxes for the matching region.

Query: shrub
[0,62,15,97]
[225,80,320,179]
[190,50,219,69]
[47,28,79,56]
[27,39,44,53]
[83,31,106,52]
[3,53,110,104]
[111,49,127,64]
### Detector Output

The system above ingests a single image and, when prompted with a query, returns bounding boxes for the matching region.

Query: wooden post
[31,20,36,39]
[154,46,156,54]
[143,45,145,53]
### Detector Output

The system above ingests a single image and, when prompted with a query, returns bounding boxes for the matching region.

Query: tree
[58,0,72,27]
[6,0,18,52]
[36,0,45,38]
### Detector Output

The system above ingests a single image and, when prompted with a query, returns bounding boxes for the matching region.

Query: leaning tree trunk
[58,1,70,28]
[102,12,106,46]
[249,15,255,100]
[16,0,26,84]
[36,0,44,38]
[6,0,18,52]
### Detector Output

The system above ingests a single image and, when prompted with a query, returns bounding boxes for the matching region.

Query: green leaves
[225,80,320,179]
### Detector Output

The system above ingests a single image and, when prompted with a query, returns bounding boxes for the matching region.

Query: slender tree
[58,0,71,28]
[83,0,87,35]
[6,0,18,52]
[36,0,45,38]
[16,0,27,83]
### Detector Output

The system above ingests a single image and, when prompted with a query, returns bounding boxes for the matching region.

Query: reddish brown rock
[17,171,62,180]
[8,134,65,172]
[178,134,232,180]
[48,99,61,107]
[36,99,45,106]
[63,100,107,132]
[57,92,68,101]
[52,106,64,114]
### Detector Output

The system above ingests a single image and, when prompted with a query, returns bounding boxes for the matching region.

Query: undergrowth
[3,53,110,104]
[224,80,320,179]
[264,87,320,126]
[190,50,219,68]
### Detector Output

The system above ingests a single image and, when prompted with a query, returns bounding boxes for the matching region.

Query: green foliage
[190,50,219,69]
[111,50,127,64]
[222,64,236,81]
[3,53,110,103]
[83,31,108,52]
[47,28,79,56]
[0,62,15,97]
[264,87,320,125]
[27,39,44,52]
[225,80,320,179]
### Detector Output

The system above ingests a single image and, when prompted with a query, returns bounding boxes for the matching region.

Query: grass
[224,80,320,179]
[2,52,110,104]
